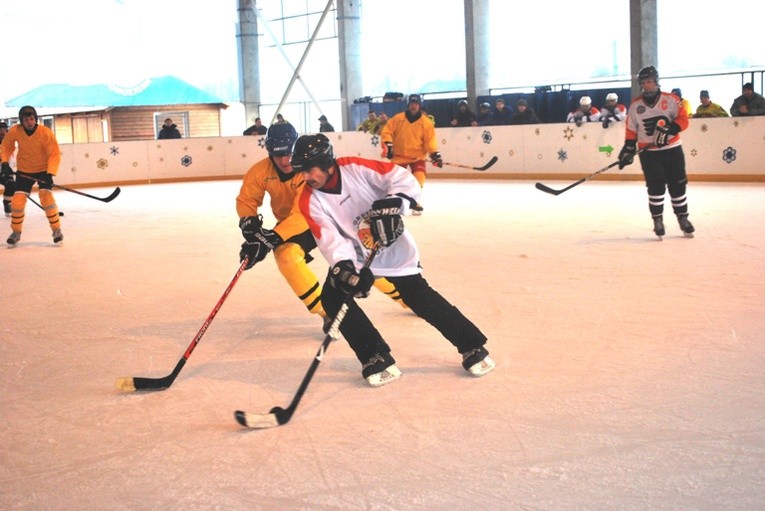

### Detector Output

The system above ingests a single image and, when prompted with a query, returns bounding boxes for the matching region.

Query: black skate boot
[652,216,665,240]
[7,231,21,247]
[677,215,695,238]
[461,346,496,377]
[52,229,64,245]
[362,352,401,387]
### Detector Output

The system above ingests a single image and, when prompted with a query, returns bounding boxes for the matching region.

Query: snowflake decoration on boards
[558,149,568,162]
[109,146,119,156]
[482,130,492,144]
[691,148,698,157]
[700,124,708,133]
[371,134,379,147]
[181,155,193,167]
[563,126,574,140]
[97,158,109,169]
[257,137,266,149]
[722,146,736,163]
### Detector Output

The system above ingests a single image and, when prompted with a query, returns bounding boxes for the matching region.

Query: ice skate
[52,229,64,245]
[461,346,496,377]
[677,215,695,238]
[411,203,423,216]
[362,352,401,387]
[7,231,21,247]
[652,216,665,240]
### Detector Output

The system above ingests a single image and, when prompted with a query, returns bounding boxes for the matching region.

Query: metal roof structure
[5,76,226,109]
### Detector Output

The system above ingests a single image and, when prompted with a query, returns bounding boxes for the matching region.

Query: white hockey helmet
[579,96,592,106]
[606,93,618,102]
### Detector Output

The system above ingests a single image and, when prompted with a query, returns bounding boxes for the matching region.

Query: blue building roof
[6,76,226,108]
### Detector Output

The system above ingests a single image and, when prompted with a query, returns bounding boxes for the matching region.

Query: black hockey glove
[0,163,12,186]
[239,240,269,270]
[368,197,404,247]
[384,142,393,159]
[239,215,264,242]
[655,122,680,147]
[618,140,637,169]
[238,215,284,270]
[330,260,374,298]
[429,151,443,168]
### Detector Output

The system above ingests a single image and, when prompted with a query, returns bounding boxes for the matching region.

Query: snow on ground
[1,179,764,510]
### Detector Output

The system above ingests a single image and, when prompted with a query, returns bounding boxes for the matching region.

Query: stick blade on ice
[234,410,281,429]
[115,375,175,392]
[534,182,562,195]
[115,377,137,392]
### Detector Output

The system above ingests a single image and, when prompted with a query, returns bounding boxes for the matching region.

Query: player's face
[272,154,293,173]
[303,166,330,189]
[21,115,36,130]
[640,78,658,93]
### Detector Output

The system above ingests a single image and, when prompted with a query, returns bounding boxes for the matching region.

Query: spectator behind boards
[671,88,693,117]
[693,90,729,118]
[599,93,627,128]
[450,100,477,127]
[243,117,268,136]
[157,118,181,139]
[730,82,765,116]
[567,96,599,126]
[490,98,514,125]
[509,99,540,125]
[318,115,335,132]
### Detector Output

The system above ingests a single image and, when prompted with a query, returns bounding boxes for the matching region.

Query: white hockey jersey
[298,156,423,277]
[625,91,689,151]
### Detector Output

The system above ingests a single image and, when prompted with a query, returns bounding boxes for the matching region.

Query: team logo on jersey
[357,215,376,250]
[642,115,670,136]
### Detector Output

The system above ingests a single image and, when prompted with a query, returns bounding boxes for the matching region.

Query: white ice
[2,179,764,510]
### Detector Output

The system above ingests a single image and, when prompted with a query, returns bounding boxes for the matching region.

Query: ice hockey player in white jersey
[290,133,495,387]
[618,66,695,239]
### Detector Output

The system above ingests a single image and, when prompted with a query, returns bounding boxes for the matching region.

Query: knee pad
[274,242,306,269]
[39,189,56,208]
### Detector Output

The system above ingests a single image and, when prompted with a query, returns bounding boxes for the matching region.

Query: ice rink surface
[2,178,764,510]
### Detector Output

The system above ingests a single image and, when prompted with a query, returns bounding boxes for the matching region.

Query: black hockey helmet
[637,66,659,83]
[290,133,335,172]
[18,105,38,122]
[407,94,422,105]
[264,122,298,157]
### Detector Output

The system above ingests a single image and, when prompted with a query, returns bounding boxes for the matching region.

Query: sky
[1,1,763,119]
[2,179,764,509]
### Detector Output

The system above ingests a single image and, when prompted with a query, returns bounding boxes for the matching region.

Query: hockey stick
[398,155,498,172]
[116,257,249,392]
[15,171,121,203]
[444,155,498,171]
[235,246,379,429]
[27,196,64,216]
[534,148,646,196]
